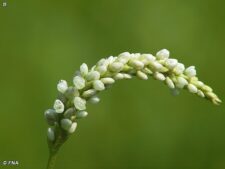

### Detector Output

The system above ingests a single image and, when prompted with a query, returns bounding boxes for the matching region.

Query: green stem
[46,151,58,169]
[46,126,69,169]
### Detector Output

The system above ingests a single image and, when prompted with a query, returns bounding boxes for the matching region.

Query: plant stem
[46,127,69,169]
[46,151,58,169]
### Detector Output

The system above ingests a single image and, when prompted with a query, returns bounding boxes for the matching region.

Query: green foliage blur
[0,0,225,169]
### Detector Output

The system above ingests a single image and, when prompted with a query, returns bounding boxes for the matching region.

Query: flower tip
[57,80,68,93]
[156,49,170,60]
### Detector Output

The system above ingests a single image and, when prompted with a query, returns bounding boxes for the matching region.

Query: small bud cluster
[45,49,221,142]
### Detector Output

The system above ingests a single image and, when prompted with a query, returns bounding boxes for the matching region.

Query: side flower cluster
[45,49,221,142]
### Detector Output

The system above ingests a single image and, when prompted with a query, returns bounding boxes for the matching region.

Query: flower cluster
[45,49,221,142]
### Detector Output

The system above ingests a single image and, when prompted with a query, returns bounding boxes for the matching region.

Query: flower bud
[118,52,131,60]
[123,73,132,79]
[156,49,170,60]
[93,80,105,91]
[101,78,115,84]
[53,99,64,113]
[154,72,166,81]
[76,111,88,119]
[165,77,175,89]
[95,65,107,75]
[64,107,76,118]
[165,59,178,69]
[97,58,106,66]
[185,66,196,77]
[173,63,185,75]
[202,85,213,92]
[47,128,55,141]
[143,67,153,74]
[80,63,88,76]
[109,62,124,72]
[137,71,148,80]
[61,119,72,131]
[82,89,97,98]
[45,109,58,125]
[140,54,156,64]
[86,71,100,81]
[150,61,163,70]
[176,76,188,88]
[68,122,77,133]
[88,96,100,104]
[205,92,217,99]
[74,97,86,110]
[128,59,144,69]
[114,73,124,80]
[107,56,116,64]
[73,76,85,90]
[187,84,198,93]
[57,80,68,94]
[197,90,205,98]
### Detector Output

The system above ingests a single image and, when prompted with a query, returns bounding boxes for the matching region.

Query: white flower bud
[86,71,100,81]
[197,90,205,98]
[64,107,76,118]
[57,80,68,93]
[109,62,124,72]
[93,80,105,91]
[123,73,132,79]
[176,76,188,88]
[118,52,131,60]
[205,92,217,99]
[154,72,166,81]
[128,59,144,69]
[202,85,213,92]
[165,77,175,89]
[185,66,196,77]
[137,71,148,80]
[187,84,198,93]
[97,58,107,66]
[150,61,163,70]
[156,49,170,60]
[130,53,141,59]
[53,99,64,113]
[101,78,115,84]
[114,73,124,80]
[88,96,100,104]
[74,97,86,110]
[73,76,85,89]
[191,80,204,88]
[47,128,55,141]
[173,63,185,75]
[107,56,116,64]
[143,68,153,74]
[61,119,72,131]
[140,54,156,62]
[165,59,178,69]
[68,122,77,134]
[76,111,88,119]
[82,89,97,98]
[95,65,107,75]
[80,63,88,76]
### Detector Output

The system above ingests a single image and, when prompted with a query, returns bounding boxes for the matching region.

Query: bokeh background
[0,0,225,169]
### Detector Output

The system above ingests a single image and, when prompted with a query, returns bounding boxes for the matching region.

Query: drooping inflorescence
[45,49,221,142]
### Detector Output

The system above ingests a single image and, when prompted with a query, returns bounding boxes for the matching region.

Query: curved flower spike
[45,49,221,169]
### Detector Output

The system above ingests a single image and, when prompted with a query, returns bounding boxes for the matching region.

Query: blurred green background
[0,0,225,169]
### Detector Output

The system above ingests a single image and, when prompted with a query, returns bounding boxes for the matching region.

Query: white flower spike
[45,49,221,169]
